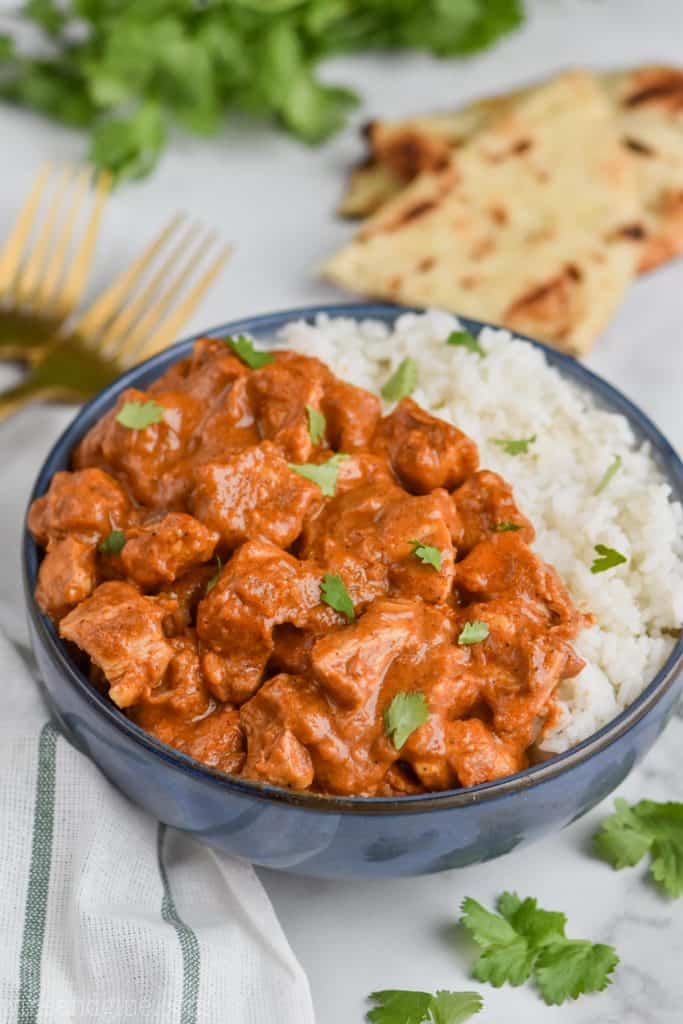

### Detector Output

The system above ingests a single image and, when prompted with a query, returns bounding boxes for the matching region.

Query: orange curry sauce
[29,339,586,797]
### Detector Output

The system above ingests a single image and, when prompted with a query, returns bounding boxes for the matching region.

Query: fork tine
[13,165,72,306]
[69,214,186,339]
[112,227,218,362]
[0,163,52,298]
[55,169,113,318]
[97,221,201,357]
[36,165,93,311]
[127,245,232,366]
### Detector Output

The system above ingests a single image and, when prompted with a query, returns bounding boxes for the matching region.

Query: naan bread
[339,66,683,275]
[324,71,641,355]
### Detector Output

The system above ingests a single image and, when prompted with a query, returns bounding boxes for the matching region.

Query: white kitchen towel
[0,628,316,1024]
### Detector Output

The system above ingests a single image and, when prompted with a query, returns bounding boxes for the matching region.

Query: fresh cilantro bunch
[0,0,523,180]
[460,892,619,1005]
[595,798,683,898]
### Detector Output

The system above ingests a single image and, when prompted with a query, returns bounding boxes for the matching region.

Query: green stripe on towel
[157,823,200,1024]
[18,720,58,1024]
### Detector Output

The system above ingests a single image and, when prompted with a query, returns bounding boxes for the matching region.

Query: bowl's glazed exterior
[23,304,683,879]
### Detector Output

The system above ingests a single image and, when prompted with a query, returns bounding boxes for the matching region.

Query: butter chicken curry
[29,337,585,797]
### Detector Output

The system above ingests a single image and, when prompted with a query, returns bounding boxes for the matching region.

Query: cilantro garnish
[98,529,126,555]
[409,539,442,571]
[115,399,165,429]
[460,892,619,1005]
[595,454,622,495]
[305,404,326,445]
[367,989,483,1024]
[205,555,222,594]
[594,798,683,898]
[320,573,355,621]
[494,521,521,533]
[590,544,627,574]
[490,435,536,455]
[383,691,429,749]
[457,621,489,645]
[223,335,274,369]
[447,329,485,357]
[381,357,418,402]
[288,454,349,497]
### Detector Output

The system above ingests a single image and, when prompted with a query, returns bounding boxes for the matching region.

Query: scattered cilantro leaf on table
[223,335,273,369]
[116,399,164,429]
[447,330,485,356]
[460,892,618,1005]
[409,539,442,571]
[320,573,355,621]
[98,530,126,555]
[457,621,489,645]
[491,434,536,455]
[594,798,683,898]
[288,453,349,496]
[494,521,521,533]
[306,404,326,444]
[367,988,482,1024]
[0,1,524,180]
[383,691,429,749]
[590,544,627,574]
[381,357,419,402]
[595,454,622,495]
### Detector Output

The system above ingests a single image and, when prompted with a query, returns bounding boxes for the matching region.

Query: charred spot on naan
[620,67,683,113]
[503,265,585,348]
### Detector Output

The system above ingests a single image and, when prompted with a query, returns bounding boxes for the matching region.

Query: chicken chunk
[74,387,204,507]
[155,337,248,404]
[158,565,215,635]
[120,513,218,589]
[190,443,320,551]
[128,635,245,774]
[35,536,97,621]
[248,351,328,462]
[373,397,479,493]
[322,377,381,451]
[448,718,525,787]
[197,540,337,703]
[60,581,175,708]
[456,533,578,627]
[452,470,534,554]
[28,468,132,546]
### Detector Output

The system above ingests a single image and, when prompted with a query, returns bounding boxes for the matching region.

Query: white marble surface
[1,0,682,1021]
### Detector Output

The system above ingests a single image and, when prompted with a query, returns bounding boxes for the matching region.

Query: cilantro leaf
[460,892,618,1005]
[429,990,483,1024]
[383,691,429,749]
[457,621,489,645]
[367,990,433,1024]
[306,404,326,445]
[116,399,164,429]
[98,529,125,555]
[288,454,349,497]
[381,358,418,402]
[590,544,627,574]
[205,555,222,594]
[320,573,355,621]
[594,798,683,898]
[223,335,274,369]
[367,989,482,1024]
[447,330,485,356]
[491,435,536,455]
[409,539,442,571]
[494,521,521,532]
[595,454,622,495]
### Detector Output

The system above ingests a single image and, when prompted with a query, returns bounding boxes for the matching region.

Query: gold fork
[0,163,111,360]
[0,187,231,422]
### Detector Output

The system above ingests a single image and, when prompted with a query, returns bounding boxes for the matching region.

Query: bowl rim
[23,301,683,816]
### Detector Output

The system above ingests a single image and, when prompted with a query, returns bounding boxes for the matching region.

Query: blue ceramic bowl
[23,303,683,878]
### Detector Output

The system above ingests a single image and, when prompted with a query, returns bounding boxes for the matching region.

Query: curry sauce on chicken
[28,337,587,797]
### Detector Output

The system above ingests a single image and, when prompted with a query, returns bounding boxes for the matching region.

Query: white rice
[274,310,683,753]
